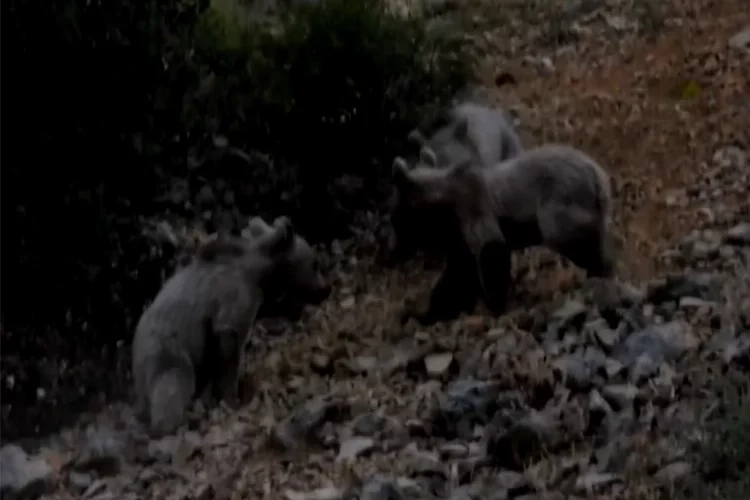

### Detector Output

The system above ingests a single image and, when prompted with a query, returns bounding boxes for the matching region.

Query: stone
[0,445,56,499]
[725,222,750,245]
[493,470,529,494]
[653,461,692,485]
[424,353,455,378]
[629,354,660,384]
[272,395,349,451]
[284,487,346,500]
[340,296,356,309]
[721,333,750,369]
[613,321,699,367]
[346,356,378,374]
[604,358,626,379]
[310,352,332,373]
[574,471,623,493]
[69,471,94,491]
[602,384,641,411]
[350,412,388,437]
[551,300,588,331]
[585,319,620,350]
[647,273,722,304]
[438,442,470,459]
[588,389,614,433]
[678,297,716,310]
[552,352,600,391]
[729,25,750,51]
[382,339,434,377]
[337,437,376,462]
[433,380,503,437]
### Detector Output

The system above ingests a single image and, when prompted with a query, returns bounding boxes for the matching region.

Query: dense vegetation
[0,0,475,439]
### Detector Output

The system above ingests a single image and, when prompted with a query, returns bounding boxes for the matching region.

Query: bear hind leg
[551,228,614,278]
[148,356,195,438]
[478,241,512,316]
[538,205,614,278]
[208,327,245,408]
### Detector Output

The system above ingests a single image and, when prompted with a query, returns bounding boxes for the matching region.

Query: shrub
[702,377,750,499]
[189,0,475,229]
[1,0,474,439]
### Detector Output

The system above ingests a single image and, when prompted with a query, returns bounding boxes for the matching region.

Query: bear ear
[263,216,296,256]
[246,216,272,238]
[407,129,426,147]
[453,117,469,141]
[419,147,437,167]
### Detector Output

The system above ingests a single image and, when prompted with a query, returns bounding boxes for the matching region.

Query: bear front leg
[477,241,512,316]
[587,228,615,278]
[210,290,255,408]
[414,248,480,325]
[379,218,419,268]
[210,326,244,408]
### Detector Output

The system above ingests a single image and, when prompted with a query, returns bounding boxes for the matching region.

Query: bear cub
[131,216,329,437]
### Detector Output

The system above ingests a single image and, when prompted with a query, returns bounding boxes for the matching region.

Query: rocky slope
[2,150,748,500]
[1,0,749,499]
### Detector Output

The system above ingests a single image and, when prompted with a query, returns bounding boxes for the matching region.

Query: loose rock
[0,445,56,499]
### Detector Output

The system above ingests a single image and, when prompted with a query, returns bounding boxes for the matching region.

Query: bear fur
[392,144,614,324]
[409,101,523,170]
[241,216,331,315]
[382,102,523,266]
[131,216,330,437]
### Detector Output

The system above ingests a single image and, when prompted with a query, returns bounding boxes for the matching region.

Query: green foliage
[3,0,207,316]
[192,0,474,178]
[3,0,472,319]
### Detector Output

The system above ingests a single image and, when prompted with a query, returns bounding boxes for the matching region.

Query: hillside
[1,0,749,499]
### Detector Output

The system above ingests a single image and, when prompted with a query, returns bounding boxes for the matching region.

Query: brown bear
[382,102,524,266]
[131,216,329,437]
[392,144,614,324]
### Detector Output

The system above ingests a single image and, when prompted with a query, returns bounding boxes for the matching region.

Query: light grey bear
[131,216,330,437]
[392,144,614,324]
[408,101,523,170]
[382,102,524,266]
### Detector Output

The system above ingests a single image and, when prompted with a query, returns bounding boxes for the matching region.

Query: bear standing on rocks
[131,216,330,437]
[392,144,614,324]
[382,102,524,266]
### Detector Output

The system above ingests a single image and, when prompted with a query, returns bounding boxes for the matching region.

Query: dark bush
[189,0,475,231]
[699,378,750,499]
[1,0,474,440]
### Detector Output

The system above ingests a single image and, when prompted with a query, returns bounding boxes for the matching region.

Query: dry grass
[473,0,749,283]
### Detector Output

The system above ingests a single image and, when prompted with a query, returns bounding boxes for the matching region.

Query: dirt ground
[475,0,749,281]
